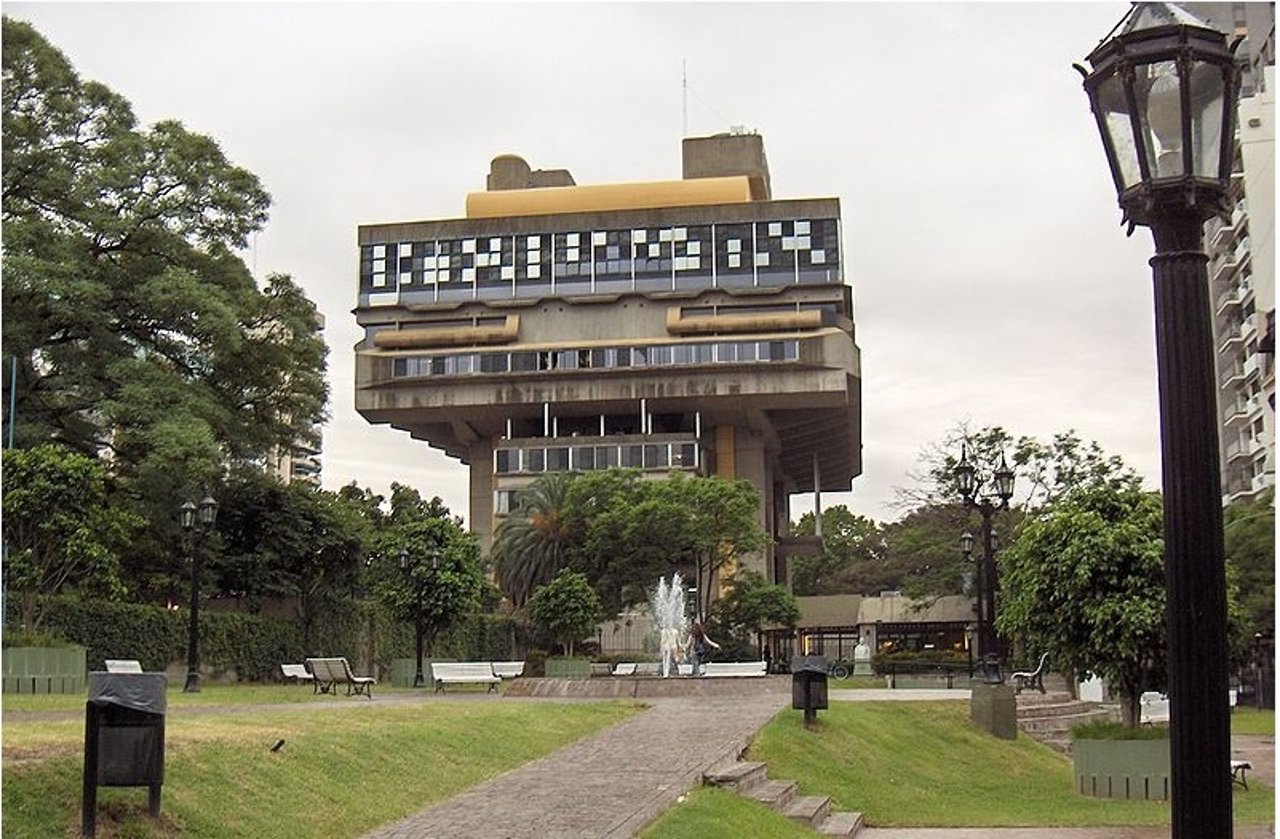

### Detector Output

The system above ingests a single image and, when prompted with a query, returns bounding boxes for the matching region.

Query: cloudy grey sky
[8,1,1167,524]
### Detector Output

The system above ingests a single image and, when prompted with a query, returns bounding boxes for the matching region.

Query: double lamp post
[955,445,1014,684]
[1076,4,1240,836]
[178,494,218,694]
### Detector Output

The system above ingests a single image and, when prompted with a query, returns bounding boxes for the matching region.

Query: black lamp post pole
[413,584,426,689]
[184,530,201,693]
[1077,7,1241,832]
[1151,214,1231,838]
[976,500,999,679]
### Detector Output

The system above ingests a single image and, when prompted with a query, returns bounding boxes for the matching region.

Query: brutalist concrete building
[354,133,862,585]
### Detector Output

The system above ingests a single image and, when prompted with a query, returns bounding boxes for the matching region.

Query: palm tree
[493,472,573,607]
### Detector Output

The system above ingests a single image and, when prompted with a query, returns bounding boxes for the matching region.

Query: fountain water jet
[650,574,690,678]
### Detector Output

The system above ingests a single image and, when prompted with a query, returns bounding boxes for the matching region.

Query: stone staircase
[704,760,865,837]
[1015,675,1118,754]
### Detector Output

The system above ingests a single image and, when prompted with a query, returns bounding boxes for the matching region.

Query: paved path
[859,828,1274,839]
[359,693,788,839]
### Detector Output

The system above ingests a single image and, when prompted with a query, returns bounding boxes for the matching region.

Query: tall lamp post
[179,493,218,693]
[955,445,1015,683]
[1076,5,1239,836]
[400,547,440,689]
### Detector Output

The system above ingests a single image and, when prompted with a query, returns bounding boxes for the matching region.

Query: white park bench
[490,661,525,679]
[612,663,637,676]
[703,661,767,677]
[104,660,143,673]
[305,657,376,698]
[280,663,314,685]
[431,661,499,693]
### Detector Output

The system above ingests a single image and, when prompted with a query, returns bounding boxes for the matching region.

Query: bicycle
[827,661,850,680]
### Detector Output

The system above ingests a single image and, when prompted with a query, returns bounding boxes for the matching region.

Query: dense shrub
[16,597,519,681]
[871,649,968,673]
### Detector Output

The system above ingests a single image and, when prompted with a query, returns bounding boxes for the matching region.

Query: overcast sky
[9,1,1170,525]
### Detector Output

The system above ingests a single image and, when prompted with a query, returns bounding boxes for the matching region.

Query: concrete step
[783,794,832,827]
[816,810,865,838]
[704,760,767,793]
[746,778,797,811]
[1018,708,1115,734]
[1017,700,1101,719]
[1015,691,1074,707]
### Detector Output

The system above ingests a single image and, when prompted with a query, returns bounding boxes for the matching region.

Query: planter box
[1073,738,1170,800]
[544,657,591,679]
[2,645,87,694]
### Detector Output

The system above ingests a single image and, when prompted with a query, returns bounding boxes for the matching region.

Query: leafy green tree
[900,424,1140,513]
[492,472,573,608]
[372,514,485,660]
[1223,488,1274,641]
[1,18,327,557]
[561,468,656,612]
[998,481,1166,727]
[527,569,602,657]
[212,470,370,647]
[790,507,885,595]
[642,474,765,620]
[712,570,801,653]
[2,443,142,627]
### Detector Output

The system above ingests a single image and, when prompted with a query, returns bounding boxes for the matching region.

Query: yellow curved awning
[466,176,753,218]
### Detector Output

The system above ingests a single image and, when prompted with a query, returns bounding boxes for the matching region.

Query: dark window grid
[438,240,458,255]
[476,266,508,286]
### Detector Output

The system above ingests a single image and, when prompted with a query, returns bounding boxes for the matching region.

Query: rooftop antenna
[682,58,688,137]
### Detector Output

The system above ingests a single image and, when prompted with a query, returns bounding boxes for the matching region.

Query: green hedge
[14,596,518,682]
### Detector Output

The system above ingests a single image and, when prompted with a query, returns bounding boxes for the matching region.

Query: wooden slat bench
[280,663,314,684]
[305,657,375,698]
[491,661,525,679]
[431,662,499,693]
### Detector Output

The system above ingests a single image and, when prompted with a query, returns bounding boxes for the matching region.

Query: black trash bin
[82,672,167,838]
[790,655,829,726]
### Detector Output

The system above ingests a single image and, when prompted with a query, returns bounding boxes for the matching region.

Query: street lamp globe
[955,445,976,500]
[959,531,975,557]
[179,500,197,531]
[1077,2,1239,231]
[994,453,1015,502]
[198,494,218,527]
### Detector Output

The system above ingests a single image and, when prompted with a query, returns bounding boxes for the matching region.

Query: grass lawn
[637,786,817,839]
[3,695,638,839]
[746,700,1274,828]
[1233,707,1275,736]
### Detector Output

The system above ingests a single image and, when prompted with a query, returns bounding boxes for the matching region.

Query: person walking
[684,622,720,677]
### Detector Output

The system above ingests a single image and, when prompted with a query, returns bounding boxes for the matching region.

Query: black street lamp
[400,547,440,689]
[955,444,1014,683]
[1076,5,1240,837]
[179,493,218,693]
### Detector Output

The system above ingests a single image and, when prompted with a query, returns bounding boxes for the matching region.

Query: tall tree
[998,480,1166,727]
[790,506,886,595]
[492,472,573,608]
[527,569,602,657]
[1223,488,1274,641]
[712,570,801,653]
[2,443,142,627]
[561,468,658,613]
[1,18,327,541]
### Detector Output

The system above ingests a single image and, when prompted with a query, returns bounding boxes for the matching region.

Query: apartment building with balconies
[1204,61,1275,505]
[353,133,862,583]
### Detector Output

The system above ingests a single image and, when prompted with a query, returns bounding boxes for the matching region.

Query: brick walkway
[359,693,788,839]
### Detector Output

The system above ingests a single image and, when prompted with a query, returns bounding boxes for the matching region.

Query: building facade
[353,133,863,584]
[1182,1,1277,504]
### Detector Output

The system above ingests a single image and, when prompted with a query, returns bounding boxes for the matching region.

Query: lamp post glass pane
[1096,73,1144,189]
[1189,62,1224,178]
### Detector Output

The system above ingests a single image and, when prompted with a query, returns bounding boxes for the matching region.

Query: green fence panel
[1,645,86,694]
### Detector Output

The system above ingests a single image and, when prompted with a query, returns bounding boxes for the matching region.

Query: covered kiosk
[82,671,167,837]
